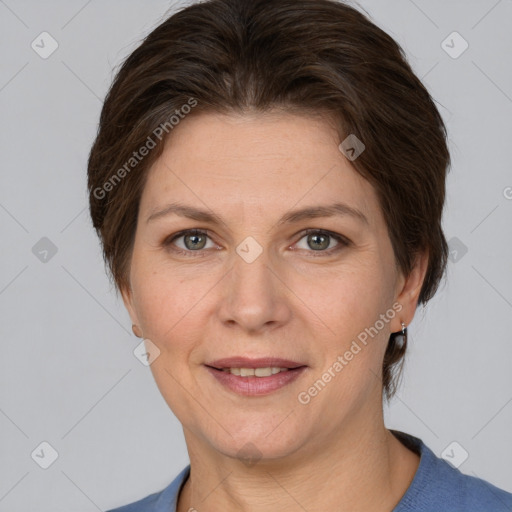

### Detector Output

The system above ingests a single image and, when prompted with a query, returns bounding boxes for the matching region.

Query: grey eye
[295,231,340,252]
[183,232,208,250]
[306,233,331,251]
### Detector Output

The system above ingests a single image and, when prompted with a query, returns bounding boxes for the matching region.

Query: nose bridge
[232,243,274,293]
[219,239,290,331]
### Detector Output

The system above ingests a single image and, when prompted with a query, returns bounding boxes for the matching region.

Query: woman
[88,0,512,510]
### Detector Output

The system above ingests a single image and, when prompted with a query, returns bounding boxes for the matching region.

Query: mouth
[204,357,308,396]
[209,366,295,377]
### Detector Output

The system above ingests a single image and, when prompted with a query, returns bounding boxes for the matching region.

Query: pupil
[186,233,205,250]
[183,233,330,251]
[309,233,328,250]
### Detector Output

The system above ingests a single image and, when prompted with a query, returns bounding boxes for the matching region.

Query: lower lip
[205,366,307,396]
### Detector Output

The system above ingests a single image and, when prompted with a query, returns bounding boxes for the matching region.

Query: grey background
[1,0,511,510]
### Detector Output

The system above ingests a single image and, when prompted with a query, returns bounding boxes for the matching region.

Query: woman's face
[122,111,425,462]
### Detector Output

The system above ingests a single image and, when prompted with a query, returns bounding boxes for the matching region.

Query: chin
[203,416,308,463]
[220,437,303,466]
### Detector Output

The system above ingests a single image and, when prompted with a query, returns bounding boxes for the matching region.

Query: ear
[120,283,140,328]
[392,250,429,332]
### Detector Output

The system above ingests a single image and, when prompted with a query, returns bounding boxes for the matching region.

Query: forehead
[140,111,379,226]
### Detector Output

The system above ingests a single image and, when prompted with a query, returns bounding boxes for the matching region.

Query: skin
[121,110,428,512]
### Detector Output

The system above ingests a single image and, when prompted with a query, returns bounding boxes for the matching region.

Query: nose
[217,247,292,334]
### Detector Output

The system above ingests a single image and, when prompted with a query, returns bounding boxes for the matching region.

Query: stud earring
[395,321,407,349]
[132,324,143,338]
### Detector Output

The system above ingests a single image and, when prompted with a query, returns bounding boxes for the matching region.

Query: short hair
[87,0,450,400]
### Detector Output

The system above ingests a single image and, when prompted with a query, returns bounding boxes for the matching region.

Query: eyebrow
[146,201,369,226]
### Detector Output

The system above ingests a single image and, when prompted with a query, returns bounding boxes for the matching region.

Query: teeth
[221,367,289,377]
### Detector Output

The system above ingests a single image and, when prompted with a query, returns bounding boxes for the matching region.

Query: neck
[177,403,419,512]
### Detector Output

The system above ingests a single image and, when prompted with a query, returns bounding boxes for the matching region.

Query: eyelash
[163,228,350,258]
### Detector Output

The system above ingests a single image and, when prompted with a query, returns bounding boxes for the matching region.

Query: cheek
[130,266,209,416]
[312,262,392,339]
[302,276,392,415]
[131,249,202,326]
[301,261,395,400]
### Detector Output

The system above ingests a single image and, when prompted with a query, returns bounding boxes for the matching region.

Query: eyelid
[164,229,218,255]
[291,228,350,256]
[164,228,350,256]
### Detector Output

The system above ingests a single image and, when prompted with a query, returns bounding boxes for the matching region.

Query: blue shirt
[107,431,512,511]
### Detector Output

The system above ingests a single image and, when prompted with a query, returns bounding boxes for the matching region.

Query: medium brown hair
[87,0,450,400]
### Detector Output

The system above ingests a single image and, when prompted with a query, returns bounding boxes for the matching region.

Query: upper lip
[205,357,306,369]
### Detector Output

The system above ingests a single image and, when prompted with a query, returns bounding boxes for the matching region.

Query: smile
[205,363,307,396]
[220,367,290,377]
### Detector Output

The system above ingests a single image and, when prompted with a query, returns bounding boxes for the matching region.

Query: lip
[205,357,305,369]
[204,357,308,396]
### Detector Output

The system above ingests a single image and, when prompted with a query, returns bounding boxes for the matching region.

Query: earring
[395,321,407,349]
[132,324,143,338]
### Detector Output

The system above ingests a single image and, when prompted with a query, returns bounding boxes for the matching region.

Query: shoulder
[419,462,512,510]
[392,431,512,512]
[105,489,161,512]
[460,474,512,509]
[106,466,190,512]
[392,430,512,512]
